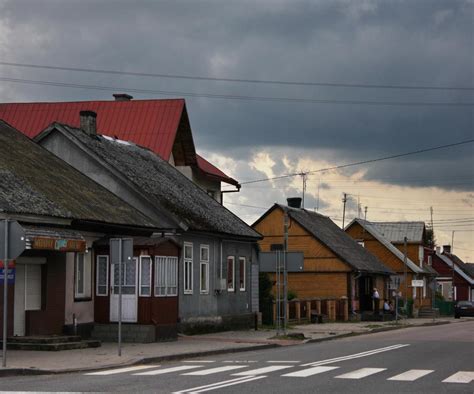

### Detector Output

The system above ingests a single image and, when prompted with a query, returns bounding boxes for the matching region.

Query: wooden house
[0,120,163,342]
[33,114,261,334]
[345,219,436,309]
[253,199,393,316]
[428,246,474,302]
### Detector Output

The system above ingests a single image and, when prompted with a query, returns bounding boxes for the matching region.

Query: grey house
[35,112,262,332]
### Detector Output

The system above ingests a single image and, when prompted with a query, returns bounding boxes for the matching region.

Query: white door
[13,263,42,336]
[110,257,138,323]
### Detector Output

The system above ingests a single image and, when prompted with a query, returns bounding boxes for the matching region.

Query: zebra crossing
[84,361,474,385]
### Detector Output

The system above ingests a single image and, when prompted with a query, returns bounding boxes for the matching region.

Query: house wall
[394,243,422,266]
[175,165,222,203]
[178,234,256,333]
[254,208,352,302]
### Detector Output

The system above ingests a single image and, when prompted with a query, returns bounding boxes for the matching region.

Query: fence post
[316,299,321,315]
[306,301,311,322]
[341,297,349,321]
[295,300,301,322]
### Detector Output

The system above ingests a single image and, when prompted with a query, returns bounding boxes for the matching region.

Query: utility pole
[451,231,455,303]
[316,178,321,212]
[342,193,347,229]
[301,173,307,209]
[364,206,368,220]
[404,236,408,309]
[430,206,434,248]
[283,210,289,335]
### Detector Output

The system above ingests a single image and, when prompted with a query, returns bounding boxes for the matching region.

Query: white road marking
[335,367,387,379]
[223,360,258,363]
[173,376,266,394]
[388,369,434,381]
[267,360,300,363]
[183,365,248,376]
[233,365,293,376]
[84,365,159,375]
[282,366,339,377]
[183,360,215,363]
[442,371,474,384]
[134,365,202,375]
[302,344,410,367]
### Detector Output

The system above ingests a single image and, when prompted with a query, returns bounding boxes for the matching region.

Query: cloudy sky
[0,0,473,260]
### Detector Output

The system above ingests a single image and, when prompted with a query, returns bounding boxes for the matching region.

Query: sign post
[0,220,26,368]
[110,238,133,357]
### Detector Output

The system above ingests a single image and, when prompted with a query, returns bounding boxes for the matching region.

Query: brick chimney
[113,93,133,102]
[80,110,97,135]
[443,244,451,254]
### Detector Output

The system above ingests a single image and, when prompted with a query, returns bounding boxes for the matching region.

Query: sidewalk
[0,317,461,376]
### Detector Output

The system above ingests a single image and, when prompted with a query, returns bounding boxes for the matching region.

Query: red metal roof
[196,154,239,186]
[0,99,184,161]
[0,99,238,185]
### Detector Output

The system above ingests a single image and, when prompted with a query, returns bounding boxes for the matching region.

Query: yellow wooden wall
[254,207,351,300]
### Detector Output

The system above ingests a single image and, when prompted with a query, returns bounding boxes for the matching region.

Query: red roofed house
[0,94,240,202]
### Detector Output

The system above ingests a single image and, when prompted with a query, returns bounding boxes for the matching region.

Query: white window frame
[200,245,210,294]
[155,256,178,297]
[183,242,193,294]
[239,257,246,292]
[139,255,152,297]
[166,257,178,296]
[227,256,235,292]
[75,251,91,299]
[96,255,109,296]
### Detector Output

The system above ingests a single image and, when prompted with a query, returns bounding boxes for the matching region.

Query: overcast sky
[0,0,473,260]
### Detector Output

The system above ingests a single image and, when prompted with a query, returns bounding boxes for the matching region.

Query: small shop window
[155,256,178,296]
[75,251,92,300]
[139,255,152,297]
[227,256,235,292]
[239,257,246,291]
[96,255,109,296]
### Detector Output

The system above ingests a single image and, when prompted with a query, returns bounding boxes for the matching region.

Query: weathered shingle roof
[372,221,425,243]
[0,120,157,229]
[0,99,238,185]
[444,252,474,281]
[348,219,424,274]
[275,206,392,275]
[437,253,474,285]
[52,123,260,239]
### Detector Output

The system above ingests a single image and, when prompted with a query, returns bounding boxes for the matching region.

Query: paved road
[1,320,473,393]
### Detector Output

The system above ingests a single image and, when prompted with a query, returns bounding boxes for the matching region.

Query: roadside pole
[2,219,8,367]
[118,238,122,357]
[404,237,408,310]
[283,210,289,336]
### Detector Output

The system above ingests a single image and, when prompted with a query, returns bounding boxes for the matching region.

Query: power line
[1,76,474,107]
[233,139,474,186]
[2,61,473,91]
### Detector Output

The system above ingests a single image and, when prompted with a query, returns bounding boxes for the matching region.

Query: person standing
[373,288,380,315]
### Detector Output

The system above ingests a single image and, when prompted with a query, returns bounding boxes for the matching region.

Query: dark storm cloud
[0,0,472,190]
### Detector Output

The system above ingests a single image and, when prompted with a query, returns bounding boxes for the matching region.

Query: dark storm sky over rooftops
[0,0,472,190]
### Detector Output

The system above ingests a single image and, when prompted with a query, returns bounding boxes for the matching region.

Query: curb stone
[0,320,454,377]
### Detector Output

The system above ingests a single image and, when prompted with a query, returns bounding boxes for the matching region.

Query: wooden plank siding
[254,207,351,301]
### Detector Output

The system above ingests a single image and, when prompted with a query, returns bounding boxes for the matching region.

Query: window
[75,251,92,299]
[139,255,152,296]
[200,245,209,294]
[155,256,178,296]
[227,256,235,292]
[183,242,193,294]
[96,255,109,296]
[239,257,246,291]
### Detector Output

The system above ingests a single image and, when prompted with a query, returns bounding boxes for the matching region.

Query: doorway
[110,257,138,323]
[358,276,373,311]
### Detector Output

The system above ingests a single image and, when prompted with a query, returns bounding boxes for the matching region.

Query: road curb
[0,343,280,377]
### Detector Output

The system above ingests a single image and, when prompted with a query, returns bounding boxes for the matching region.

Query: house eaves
[437,253,474,285]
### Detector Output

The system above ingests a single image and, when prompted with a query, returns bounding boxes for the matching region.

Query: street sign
[411,279,424,287]
[0,220,26,260]
[259,252,304,272]
[0,260,15,284]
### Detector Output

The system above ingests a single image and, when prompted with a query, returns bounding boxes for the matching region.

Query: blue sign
[0,268,15,284]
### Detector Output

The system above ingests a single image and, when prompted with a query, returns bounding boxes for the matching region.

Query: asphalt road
[1,320,473,393]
